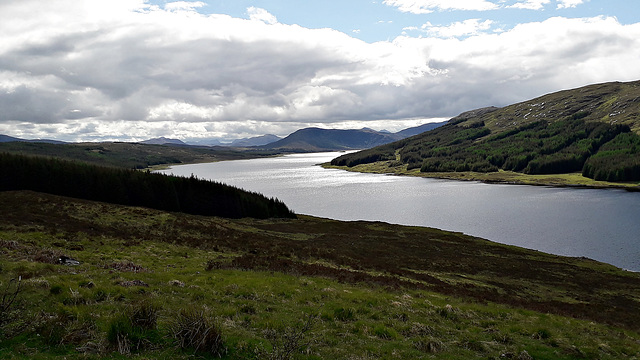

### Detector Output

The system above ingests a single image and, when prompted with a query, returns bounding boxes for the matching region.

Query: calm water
[158,152,640,271]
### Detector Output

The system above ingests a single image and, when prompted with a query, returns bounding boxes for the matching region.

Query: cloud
[423,19,495,38]
[0,1,639,141]
[508,0,551,10]
[247,7,278,25]
[164,1,206,12]
[383,0,499,14]
[557,0,585,9]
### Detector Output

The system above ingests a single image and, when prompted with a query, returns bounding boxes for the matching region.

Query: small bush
[373,325,398,340]
[257,313,317,360]
[533,328,551,340]
[131,301,160,330]
[414,338,445,353]
[333,307,356,322]
[169,307,225,357]
[107,302,161,354]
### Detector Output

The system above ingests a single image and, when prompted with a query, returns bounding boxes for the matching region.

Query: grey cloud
[0,86,68,123]
[1,2,639,141]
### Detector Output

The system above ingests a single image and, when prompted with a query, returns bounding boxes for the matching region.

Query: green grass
[1,190,640,359]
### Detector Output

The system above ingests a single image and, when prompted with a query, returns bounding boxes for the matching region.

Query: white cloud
[508,0,551,10]
[383,0,499,14]
[423,19,494,38]
[164,1,206,12]
[247,7,278,25]
[0,0,639,141]
[557,0,585,9]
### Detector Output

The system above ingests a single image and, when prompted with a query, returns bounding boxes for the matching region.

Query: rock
[169,279,185,287]
[119,280,149,287]
[58,256,80,266]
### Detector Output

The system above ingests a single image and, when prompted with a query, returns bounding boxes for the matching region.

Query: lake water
[158,152,640,271]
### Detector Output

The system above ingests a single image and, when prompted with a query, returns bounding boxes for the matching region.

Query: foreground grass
[323,161,640,190]
[1,191,640,359]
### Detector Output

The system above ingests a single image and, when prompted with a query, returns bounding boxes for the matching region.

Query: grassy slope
[478,80,640,134]
[328,80,640,188]
[1,191,640,359]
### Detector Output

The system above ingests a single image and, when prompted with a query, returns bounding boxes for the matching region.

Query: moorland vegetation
[1,190,640,359]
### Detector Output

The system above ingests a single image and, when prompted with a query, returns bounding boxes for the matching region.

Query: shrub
[130,301,160,330]
[333,307,356,322]
[107,302,160,354]
[373,325,398,340]
[413,338,445,353]
[168,307,225,357]
[256,313,317,360]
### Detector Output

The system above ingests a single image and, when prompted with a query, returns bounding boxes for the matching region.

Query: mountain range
[259,121,446,151]
[1,121,446,151]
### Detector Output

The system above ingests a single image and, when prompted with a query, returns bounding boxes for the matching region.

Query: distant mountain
[259,122,446,151]
[185,138,225,146]
[0,135,20,143]
[260,128,400,151]
[332,80,640,182]
[394,120,448,138]
[0,134,66,144]
[231,134,281,147]
[140,137,186,145]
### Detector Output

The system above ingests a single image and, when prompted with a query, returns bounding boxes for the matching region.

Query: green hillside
[331,80,640,184]
[0,141,280,170]
[1,191,640,359]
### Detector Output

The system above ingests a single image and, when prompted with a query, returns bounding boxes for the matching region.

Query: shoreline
[321,162,640,191]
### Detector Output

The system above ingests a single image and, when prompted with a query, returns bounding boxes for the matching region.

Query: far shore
[322,161,640,191]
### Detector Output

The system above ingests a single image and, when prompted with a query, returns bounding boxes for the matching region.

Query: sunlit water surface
[158,152,640,271]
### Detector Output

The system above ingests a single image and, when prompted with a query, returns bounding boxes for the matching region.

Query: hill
[394,120,448,138]
[331,80,640,183]
[261,127,399,151]
[1,190,639,359]
[140,137,186,145]
[230,134,281,147]
[0,134,66,144]
[261,122,446,151]
[0,141,281,169]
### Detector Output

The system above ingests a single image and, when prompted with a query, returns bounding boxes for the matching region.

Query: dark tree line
[0,153,296,219]
[582,133,640,182]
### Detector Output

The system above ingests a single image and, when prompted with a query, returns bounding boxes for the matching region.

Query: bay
[158,152,640,271]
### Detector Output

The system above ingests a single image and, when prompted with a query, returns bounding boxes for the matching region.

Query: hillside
[0,141,281,169]
[1,190,640,359]
[331,80,640,184]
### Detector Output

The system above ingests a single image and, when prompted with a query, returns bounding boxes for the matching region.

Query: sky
[1,0,640,142]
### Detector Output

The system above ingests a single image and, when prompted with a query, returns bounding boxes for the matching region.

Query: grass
[1,190,640,359]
